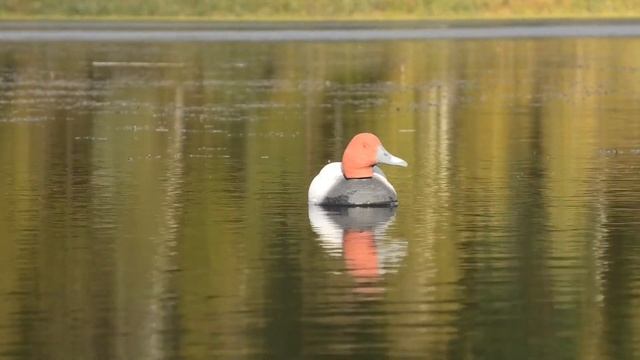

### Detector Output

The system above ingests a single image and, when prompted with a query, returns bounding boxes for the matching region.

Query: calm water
[1,23,640,359]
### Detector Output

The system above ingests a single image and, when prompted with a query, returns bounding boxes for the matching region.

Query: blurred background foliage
[1,0,640,19]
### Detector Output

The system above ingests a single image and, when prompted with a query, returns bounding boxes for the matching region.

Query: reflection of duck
[308,133,407,206]
[308,205,407,285]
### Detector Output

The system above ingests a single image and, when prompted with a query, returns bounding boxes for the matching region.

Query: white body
[308,162,397,205]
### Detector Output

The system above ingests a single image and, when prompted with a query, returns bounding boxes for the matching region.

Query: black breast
[321,178,398,207]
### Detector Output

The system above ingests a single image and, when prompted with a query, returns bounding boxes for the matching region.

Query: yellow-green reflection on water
[1,37,640,359]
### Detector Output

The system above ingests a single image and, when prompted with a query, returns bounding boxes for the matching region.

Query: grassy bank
[2,0,640,20]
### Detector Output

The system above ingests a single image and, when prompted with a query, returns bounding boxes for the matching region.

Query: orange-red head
[341,133,407,179]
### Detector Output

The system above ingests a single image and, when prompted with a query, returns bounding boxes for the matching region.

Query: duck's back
[308,162,398,206]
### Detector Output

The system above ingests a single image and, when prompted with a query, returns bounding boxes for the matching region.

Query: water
[1,22,640,359]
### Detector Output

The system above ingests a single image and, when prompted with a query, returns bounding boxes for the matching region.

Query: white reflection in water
[308,205,407,291]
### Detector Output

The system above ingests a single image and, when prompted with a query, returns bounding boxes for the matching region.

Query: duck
[308,133,407,206]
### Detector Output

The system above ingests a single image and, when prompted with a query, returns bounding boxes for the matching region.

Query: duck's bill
[377,145,408,167]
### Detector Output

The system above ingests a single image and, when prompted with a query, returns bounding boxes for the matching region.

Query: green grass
[2,0,640,20]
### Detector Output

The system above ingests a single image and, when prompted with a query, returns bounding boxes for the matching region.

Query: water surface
[1,23,640,359]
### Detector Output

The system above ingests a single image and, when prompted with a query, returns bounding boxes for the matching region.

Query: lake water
[1,22,640,359]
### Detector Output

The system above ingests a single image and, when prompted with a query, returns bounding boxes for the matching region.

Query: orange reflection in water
[343,230,379,280]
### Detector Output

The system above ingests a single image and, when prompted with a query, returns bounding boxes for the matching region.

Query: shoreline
[2,13,640,23]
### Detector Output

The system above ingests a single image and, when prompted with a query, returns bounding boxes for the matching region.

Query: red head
[341,133,407,179]
[342,133,381,179]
